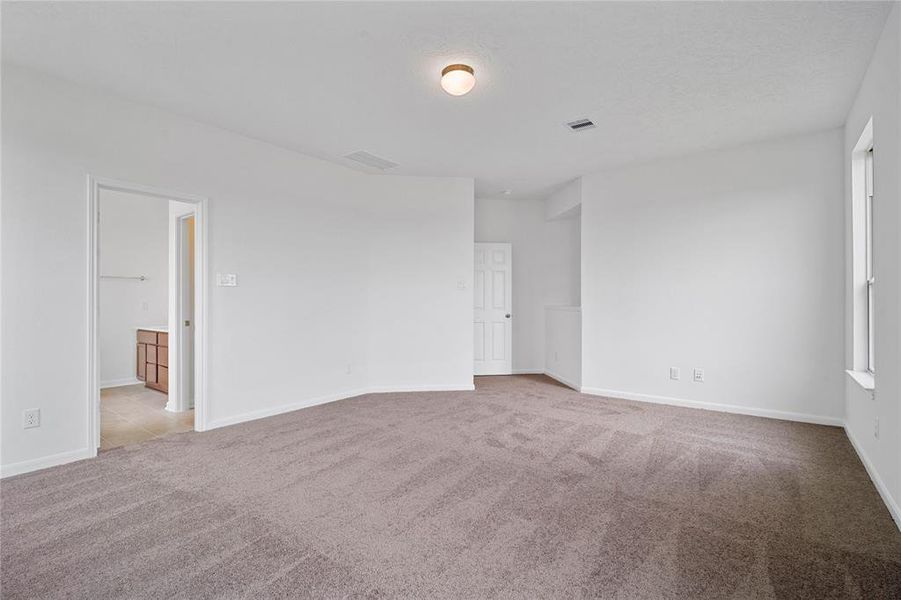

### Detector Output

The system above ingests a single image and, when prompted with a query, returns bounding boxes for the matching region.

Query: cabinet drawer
[158,345,168,367]
[137,330,157,345]
[158,333,168,347]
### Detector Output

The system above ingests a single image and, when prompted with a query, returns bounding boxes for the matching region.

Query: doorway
[474,242,513,375]
[88,177,207,453]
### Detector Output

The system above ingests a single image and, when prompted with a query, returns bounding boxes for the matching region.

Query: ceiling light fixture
[441,64,475,96]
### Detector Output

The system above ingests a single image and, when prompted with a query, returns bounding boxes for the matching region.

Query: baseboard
[844,425,901,532]
[367,383,476,393]
[512,368,544,375]
[543,370,580,391]
[206,383,475,431]
[100,377,141,389]
[5,383,474,476]
[207,387,372,430]
[579,387,843,427]
[1,447,96,479]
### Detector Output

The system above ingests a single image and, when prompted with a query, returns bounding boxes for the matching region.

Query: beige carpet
[2,375,900,599]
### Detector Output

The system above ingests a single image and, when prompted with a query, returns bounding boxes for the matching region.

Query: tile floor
[100,384,194,451]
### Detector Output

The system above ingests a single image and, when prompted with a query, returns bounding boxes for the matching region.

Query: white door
[474,243,512,375]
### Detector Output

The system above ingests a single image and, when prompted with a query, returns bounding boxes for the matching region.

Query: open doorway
[88,178,207,452]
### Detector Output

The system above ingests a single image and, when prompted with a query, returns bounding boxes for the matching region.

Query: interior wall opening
[95,186,201,450]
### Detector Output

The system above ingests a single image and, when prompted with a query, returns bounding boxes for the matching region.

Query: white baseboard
[100,377,141,389]
[206,383,475,431]
[207,387,372,430]
[512,368,543,375]
[367,383,476,393]
[1,447,96,479]
[577,386,898,532]
[844,425,901,532]
[164,400,186,413]
[544,370,581,391]
[5,382,475,477]
[579,386,843,427]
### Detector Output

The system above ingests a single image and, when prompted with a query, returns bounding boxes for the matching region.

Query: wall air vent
[343,151,399,171]
[566,118,596,132]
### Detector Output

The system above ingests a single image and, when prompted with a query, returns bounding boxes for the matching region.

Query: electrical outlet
[554,351,559,362]
[346,363,352,375]
[23,408,40,429]
[875,416,879,439]
[692,368,705,383]
[141,301,149,312]
[669,367,680,381]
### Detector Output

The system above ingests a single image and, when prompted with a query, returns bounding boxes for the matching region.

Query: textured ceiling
[1,1,891,199]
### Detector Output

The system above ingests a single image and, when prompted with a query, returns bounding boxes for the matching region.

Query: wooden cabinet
[137,344,146,380]
[136,329,168,394]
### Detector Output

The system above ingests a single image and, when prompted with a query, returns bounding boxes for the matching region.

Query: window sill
[846,370,875,391]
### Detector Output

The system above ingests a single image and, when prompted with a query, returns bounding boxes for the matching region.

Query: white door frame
[87,175,210,453]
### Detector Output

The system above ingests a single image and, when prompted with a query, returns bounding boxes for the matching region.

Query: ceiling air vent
[566,118,596,132]
[343,151,399,171]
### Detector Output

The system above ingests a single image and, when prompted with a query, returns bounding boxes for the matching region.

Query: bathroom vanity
[136,327,168,394]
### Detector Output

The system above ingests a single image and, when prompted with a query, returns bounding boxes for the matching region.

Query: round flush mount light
[441,64,475,96]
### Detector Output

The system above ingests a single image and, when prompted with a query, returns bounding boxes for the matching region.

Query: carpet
[2,375,900,598]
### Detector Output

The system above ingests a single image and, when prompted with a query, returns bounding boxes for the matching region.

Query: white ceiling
[1,1,891,200]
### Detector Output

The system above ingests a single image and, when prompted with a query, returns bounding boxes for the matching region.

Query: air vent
[566,118,596,132]
[343,151,399,171]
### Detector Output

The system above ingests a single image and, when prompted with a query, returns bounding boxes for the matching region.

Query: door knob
[505,314,511,318]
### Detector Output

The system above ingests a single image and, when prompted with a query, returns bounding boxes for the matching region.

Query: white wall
[546,179,582,221]
[581,129,845,424]
[1,65,473,475]
[99,190,169,387]
[363,175,475,390]
[843,5,901,524]
[545,306,581,389]
[474,197,580,372]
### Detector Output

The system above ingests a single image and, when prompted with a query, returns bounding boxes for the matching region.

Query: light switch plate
[217,273,237,287]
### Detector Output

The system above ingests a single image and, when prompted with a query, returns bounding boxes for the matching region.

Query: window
[864,147,874,373]
[849,119,874,386]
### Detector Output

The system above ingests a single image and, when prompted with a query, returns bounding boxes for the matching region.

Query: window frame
[864,147,875,374]
[849,118,875,386]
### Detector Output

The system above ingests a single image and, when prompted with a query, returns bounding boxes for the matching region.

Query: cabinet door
[146,363,157,384]
[147,344,158,365]
[137,344,146,381]
[158,366,168,393]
